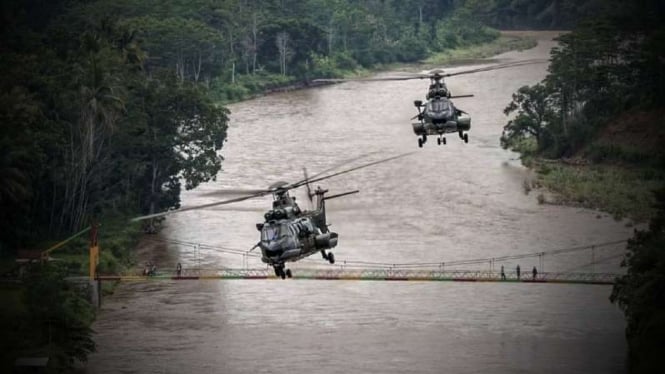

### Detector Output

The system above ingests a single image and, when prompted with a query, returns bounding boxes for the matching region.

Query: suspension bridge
[95,238,628,285]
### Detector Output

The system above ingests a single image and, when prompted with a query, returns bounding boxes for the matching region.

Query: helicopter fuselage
[257,214,338,267]
[254,187,348,278]
[413,97,471,136]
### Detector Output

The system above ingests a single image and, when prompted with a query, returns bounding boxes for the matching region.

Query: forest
[501,0,664,221]
[1,0,662,371]
[0,0,548,370]
[497,1,664,372]
[0,0,509,254]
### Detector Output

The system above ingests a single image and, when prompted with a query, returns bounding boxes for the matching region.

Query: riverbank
[423,31,538,66]
[522,110,665,223]
[213,31,538,104]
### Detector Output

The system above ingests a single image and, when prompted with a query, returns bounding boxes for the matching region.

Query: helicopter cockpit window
[261,224,288,241]
[426,99,451,113]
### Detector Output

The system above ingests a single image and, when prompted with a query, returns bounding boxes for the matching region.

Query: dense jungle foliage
[611,188,665,374]
[497,2,664,371]
[501,0,664,159]
[1,0,649,370]
[0,0,511,254]
[501,0,664,220]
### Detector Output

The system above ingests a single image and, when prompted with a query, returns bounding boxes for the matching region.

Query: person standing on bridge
[176,262,182,277]
[532,266,537,280]
[516,264,521,280]
[500,265,506,280]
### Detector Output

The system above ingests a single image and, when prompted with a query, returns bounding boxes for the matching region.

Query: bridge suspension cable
[144,236,628,270]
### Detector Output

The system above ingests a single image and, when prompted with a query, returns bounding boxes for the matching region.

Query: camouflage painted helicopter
[131,153,411,279]
[314,59,546,148]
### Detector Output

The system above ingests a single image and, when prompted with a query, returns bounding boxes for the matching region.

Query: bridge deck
[97,268,619,285]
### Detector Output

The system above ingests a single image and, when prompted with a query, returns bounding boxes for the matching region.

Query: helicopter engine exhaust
[315,232,338,249]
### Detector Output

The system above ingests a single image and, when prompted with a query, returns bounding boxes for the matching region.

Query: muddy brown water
[86,32,632,373]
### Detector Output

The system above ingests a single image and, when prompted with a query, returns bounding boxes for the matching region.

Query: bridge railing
[97,268,620,285]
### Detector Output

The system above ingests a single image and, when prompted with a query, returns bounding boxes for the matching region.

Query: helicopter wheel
[437,138,441,145]
[463,133,469,143]
[274,265,286,279]
[442,137,447,145]
[418,138,423,148]
[285,269,292,278]
[328,252,335,264]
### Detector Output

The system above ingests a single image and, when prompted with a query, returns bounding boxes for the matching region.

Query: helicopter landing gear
[437,136,446,145]
[418,135,427,148]
[274,264,289,279]
[463,133,469,143]
[321,250,335,264]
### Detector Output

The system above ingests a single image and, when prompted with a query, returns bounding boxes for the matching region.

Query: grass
[533,161,664,222]
[423,34,538,66]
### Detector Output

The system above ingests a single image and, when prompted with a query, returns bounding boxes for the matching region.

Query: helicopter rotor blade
[313,75,427,83]
[130,152,412,222]
[129,190,271,222]
[291,151,415,189]
[199,187,270,197]
[313,59,547,83]
[290,151,380,188]
[443,59,548,78]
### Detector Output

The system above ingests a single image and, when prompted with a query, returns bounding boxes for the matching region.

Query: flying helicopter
[314,59,546,148]
[130,152,412,279]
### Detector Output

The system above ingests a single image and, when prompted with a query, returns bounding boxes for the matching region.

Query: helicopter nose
[260,241,283,257]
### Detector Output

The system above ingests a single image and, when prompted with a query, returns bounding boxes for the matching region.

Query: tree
[113,72,228,230]
[611,188,665,373]
[501,84,558,156]
[275,32,292,76]
[24,264,96,370]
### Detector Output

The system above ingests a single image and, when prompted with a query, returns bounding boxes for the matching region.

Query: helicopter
[412,69,473,148]
[130,152,412,279]
[314,59,546,148]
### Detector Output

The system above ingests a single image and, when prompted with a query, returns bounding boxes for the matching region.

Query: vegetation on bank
[498,1,664,371]
[500,1,665,222]
[611,188,665,374]
[0,0,629,370]
[0,1,540,369]
[529,161,663,221]
[424,34,537,66]
[1,264,97,373]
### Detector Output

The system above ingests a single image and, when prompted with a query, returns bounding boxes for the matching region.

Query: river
[86,31,632,374]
